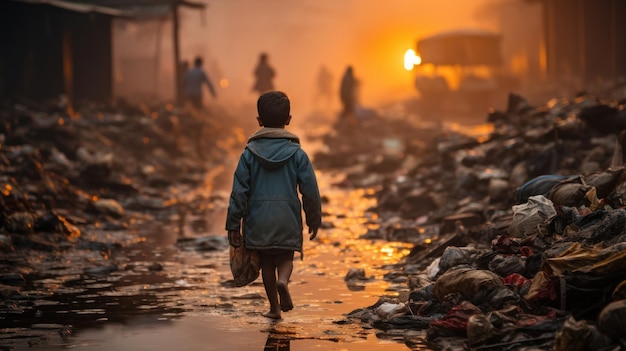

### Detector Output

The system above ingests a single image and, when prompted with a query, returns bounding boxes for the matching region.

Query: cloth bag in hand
[229,245,261,287]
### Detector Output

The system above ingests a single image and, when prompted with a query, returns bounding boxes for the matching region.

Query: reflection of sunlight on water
[163,168,418,349]
[305,172,413,289]
[28,113,428,350]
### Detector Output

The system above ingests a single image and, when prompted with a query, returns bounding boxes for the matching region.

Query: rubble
[0,99,221,240]
[0,98,232,333]
[3,87,626,349]
[314,92,626,350]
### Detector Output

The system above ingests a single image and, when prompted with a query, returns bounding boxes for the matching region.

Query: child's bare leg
[260,253,281,319]
[276,251,294,312]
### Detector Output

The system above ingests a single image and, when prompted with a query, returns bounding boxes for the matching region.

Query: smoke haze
[114,0,545,117]
[180,0,498,113]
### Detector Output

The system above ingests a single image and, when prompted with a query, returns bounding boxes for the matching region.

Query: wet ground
[1,113,433,350]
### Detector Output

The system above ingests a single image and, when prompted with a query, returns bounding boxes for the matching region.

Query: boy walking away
[226,91,322,319]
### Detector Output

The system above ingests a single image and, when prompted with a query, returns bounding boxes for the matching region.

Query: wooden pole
[62,29,76,118]
[155,19,163,97]
[578,0,586,84]
[172,1,181,104]
[610,0,617,77]
[543,0,555,81]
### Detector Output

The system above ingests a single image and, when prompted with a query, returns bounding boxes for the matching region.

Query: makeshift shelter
[0,0,126,104]
[87,0,207,103]
[526,0,626,84]
[0,0,206,106]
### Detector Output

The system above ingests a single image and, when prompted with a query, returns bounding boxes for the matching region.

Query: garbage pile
[315,94,626,350]
[0,100,222,285]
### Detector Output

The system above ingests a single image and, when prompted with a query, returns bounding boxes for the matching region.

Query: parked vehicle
[407,28,517,117]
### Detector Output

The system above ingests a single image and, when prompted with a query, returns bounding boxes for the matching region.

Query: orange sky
[177,0,499,114]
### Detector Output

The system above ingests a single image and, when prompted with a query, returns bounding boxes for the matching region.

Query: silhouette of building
[528,0,626,84]
[1,0,125,103]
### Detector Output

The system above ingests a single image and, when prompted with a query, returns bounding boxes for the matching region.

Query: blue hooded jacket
[225,128,322,253]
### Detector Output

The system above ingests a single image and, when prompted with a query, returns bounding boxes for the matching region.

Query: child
[226,90,322,319]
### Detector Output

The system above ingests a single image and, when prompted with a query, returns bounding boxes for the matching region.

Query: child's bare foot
[277,281,293,312]
[262,310,282,319]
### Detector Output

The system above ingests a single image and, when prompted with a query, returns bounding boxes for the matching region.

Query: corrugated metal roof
[11,0,206,19]
[85,0,206,19]
[11,0,130,17]
[91,0,205,8]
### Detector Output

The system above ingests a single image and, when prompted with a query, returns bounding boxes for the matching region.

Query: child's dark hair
[257,91,290,127]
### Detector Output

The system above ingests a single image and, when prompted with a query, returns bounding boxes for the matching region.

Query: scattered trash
[322,92,626,350]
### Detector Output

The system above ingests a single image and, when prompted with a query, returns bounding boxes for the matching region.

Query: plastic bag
[508,195,556,238]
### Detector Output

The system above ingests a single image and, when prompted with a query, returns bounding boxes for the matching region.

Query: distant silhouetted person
[183,56,217,110]
[339,65,358,119]
[252,53,276,94]
[314,64,333,110]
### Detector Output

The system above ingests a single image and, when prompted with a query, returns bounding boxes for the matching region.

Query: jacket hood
[246,128,301,170]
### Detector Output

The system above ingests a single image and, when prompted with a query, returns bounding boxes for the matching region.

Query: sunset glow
[404,49,422,71]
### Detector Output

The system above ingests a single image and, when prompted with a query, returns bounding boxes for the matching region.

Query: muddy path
[1,112,429,350]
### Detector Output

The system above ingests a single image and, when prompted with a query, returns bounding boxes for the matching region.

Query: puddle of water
[5,171,426,351]
[19,315,409,351]
[1,120,433,351]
